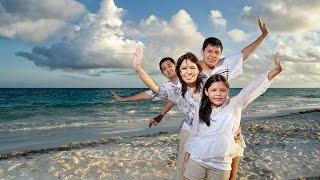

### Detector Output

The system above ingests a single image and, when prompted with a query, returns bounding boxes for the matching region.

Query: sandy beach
[1,109,319,179]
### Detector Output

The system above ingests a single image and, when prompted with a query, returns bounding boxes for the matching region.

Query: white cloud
[16,0,142,72]
[241,0,320,34]
[0,0,86,42]
[15,0,204,74]
[243,6,252,14]
[132,10,204,69]
[209,10,227,30]
[227,29,248,43]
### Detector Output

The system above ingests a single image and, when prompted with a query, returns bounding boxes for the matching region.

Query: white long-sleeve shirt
[184,73,271,170]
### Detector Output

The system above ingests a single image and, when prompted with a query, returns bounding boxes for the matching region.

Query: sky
[0,0,319,88]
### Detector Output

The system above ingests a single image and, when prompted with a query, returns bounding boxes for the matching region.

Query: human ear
[205,89,209,96]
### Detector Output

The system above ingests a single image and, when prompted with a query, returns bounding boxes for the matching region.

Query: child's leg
[175,130,191,180]
[183,159,207,180]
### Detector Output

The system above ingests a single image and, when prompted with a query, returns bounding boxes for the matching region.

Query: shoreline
[1,110,319,179]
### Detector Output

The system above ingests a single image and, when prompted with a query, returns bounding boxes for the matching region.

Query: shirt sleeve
[233,72,271,109]
[223,52,244,79]
[144,90,155,98]
[156,85,169,100]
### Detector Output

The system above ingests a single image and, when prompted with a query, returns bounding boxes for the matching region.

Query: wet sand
[1,110,319,179]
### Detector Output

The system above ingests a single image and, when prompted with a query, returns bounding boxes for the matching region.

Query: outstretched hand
[148,119,159,128]
[268,52,283,81]
[273,52,283,72]
[111,91,123,102]
[133,46,144,69]
[258,17,269,36]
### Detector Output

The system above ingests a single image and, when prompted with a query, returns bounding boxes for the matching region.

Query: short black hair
[202,37,223,52]
[159,57,175,72]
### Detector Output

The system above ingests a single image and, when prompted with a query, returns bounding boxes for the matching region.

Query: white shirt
[200,53,243,82]
[184,73,271,170]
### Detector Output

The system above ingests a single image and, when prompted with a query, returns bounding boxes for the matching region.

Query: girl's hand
[182,152,190,176]
[268,52,283,81]
[273,52,283,72]
[133,46,143,69]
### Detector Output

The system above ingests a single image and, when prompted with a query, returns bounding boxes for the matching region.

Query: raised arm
[148,100,174,127]
[112,91,153,103]
[235,52,283,108]
[268,52,283,81]
[241,17,269,61]
[133,47,159,93]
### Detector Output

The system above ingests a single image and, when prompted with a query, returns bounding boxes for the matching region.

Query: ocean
[0,88,319,154]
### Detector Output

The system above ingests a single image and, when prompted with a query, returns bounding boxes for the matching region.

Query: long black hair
[175,52,202,97]
[199,74,229,126]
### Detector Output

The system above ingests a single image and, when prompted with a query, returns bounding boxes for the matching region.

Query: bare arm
[235,52,283,108]
[241,17,269,61]
[159,100,174,115]
[148,100,174,127]
[134,47,159,93]
[112,91,153,103]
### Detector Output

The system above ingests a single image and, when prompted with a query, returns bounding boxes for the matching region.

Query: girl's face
[205,81,229,108]
[179,59,200,86]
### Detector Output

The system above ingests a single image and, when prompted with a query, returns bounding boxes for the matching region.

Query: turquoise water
[0,88,319,153]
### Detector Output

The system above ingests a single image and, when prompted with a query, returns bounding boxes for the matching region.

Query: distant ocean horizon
[1,88,319,154]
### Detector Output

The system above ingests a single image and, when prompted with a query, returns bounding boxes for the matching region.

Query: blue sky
[0,0,319,88]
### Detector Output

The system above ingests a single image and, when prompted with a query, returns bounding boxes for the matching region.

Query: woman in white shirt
[183,53,283,180]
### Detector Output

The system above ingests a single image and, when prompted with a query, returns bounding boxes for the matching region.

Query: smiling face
[160,60,177,79]
[202,44,222,68]
[205,81,229,108]
[179,59,200,86]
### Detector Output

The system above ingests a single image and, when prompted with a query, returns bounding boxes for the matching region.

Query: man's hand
[111,91,123,102]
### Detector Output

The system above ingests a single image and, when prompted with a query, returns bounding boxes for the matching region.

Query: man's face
[161,60,177,79]
[202,44,222,68]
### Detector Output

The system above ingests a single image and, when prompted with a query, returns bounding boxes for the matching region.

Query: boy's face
[202,44,222,68]
[161,61,176,79]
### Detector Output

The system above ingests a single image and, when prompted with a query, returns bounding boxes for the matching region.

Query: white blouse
[184,73,271,170]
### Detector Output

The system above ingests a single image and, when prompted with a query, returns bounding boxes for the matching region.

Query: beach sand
[1,110,319,179]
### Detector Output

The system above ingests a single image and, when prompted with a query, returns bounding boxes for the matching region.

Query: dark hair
[199,74,229,126]
[159,57,175,72]
[175,52,202,97]
[202,37,223,52]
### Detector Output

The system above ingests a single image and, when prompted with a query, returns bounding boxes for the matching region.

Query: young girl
[183,53,283,179]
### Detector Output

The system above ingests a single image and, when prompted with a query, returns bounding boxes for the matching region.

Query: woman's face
[179,59,200,86]
[205,81,229,107]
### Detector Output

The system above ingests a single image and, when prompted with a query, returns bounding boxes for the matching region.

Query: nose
[186,68,193,74]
